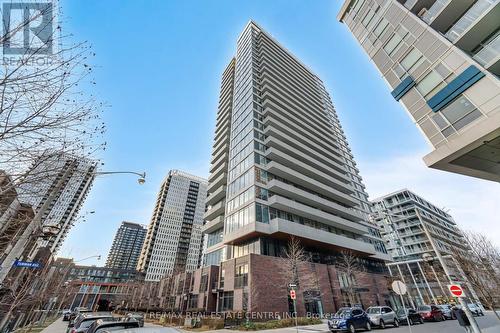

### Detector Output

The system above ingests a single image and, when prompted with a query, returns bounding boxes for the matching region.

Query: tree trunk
[0,310,12,332]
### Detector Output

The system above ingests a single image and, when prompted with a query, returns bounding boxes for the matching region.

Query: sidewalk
[178,323,328,333]
[39,318,67,333]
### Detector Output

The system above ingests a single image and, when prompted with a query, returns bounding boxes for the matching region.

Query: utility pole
[414,209,481,333]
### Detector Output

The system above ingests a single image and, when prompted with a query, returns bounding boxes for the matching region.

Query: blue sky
[59,0,500,265]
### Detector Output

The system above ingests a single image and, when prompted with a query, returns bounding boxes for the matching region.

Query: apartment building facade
[371,189,467,261]
[371,189,477,306]
[202,21,392,315]
[338,0,500,182]
[106,221,147,271]
[18,155,96,254]
[138,170,207,281]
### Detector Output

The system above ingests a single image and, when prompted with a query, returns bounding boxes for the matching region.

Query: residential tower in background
[106,221,147,271]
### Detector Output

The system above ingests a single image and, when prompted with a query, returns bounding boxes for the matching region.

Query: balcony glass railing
[445,0,496,42]
[422,0,449,24]
[404,0,418,10]
[473,33,500,66]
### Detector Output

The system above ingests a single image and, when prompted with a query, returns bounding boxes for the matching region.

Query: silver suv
[366,306,399,328]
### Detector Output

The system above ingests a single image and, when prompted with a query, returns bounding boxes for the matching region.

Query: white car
[467,303,484,316]
[366,306,399,328]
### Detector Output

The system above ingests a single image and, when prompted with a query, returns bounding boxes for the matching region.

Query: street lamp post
[0,169,145,286]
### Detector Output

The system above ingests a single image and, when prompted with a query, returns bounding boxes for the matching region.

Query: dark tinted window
[352,309,362,316]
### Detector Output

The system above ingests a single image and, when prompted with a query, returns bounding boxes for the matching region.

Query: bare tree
[336,250,365,307]
[454,231,500,321]
[0,1,105,201]
[281,236,311,288]
[0,264,51,331]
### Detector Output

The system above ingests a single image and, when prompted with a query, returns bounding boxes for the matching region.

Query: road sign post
[288,286,298,333]
[392,280,412,333]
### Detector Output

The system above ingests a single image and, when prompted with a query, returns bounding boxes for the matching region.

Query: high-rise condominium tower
[201,21,391,313]
[19,155,96,254]
[138,170,207,281]
[338,0,500,182]
[106,221,147,270]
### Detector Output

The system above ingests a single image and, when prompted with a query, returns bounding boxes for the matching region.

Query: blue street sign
[13,260,42,269]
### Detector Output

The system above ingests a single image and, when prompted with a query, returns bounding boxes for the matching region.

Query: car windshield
[417,305,431,311]
[335,308,352,318]
[366,308,381,314]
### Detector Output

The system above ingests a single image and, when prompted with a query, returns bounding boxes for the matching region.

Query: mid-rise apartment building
[202,21,392,315]
[338,0,500,182]
[138,170,207,281]
[106,221,146,271]
[371,189,467,261]
[18,155,96,254]
[370,189,479,306]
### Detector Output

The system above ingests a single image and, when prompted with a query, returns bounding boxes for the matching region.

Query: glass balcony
[445,0,496,42]
[473,33,500,67]
[404,0,418,10]
[422,0,449,24]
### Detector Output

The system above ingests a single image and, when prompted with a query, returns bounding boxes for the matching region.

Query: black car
[68,313,114,333]
[395,308,424,325]
[328,307,371,332]
[63,310,72,321]
[86,319,140,333]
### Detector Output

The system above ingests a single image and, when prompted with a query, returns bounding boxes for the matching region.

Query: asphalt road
[40,313,499,333]
[364,312,499,333]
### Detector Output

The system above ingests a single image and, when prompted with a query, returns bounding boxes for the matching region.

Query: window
[416,70,445,99]
[373,18,389,37]
[384,33,403,56]
[255,186,268,200]
[219,291,234,311]
[362,8,377,27]
[219,269,225,288]
[200,274,208,292]
[432,95,482,136]
[400,48,424,72]
[188,294,198,309]
[235,263,249,288]
[256,203,269,223]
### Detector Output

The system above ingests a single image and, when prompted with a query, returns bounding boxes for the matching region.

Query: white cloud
[359,151,500,247]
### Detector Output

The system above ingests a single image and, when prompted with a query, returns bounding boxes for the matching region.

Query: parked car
[395,308,424,325]
[328,307,371,332]
[467,303,484,316]
[100,328,173,333]
[69,308,92,325]
[438,304,455,319]
[366,306,399,328]
[86,318,140,333]
[417,305,445,321]
[68,313,114,333]
[63,310,72,321]
[125,313,144,327]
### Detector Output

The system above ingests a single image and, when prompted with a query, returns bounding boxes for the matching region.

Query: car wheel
[394,319,399,327]
[349,323,356,333]
[379,320,385,329]
[365,321,371,331]
[419,317,424,324]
